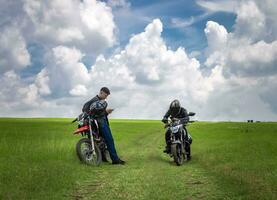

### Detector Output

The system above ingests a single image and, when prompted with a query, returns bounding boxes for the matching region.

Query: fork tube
[182,129,186,153]
[88,116,96,155]
[94,119,99,135]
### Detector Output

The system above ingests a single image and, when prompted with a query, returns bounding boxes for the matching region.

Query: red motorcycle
[72,113,111,166]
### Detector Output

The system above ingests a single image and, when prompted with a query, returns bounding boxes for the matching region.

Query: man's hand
[106,108,114,114]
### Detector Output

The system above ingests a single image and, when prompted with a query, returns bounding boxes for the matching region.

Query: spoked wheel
[76,138,102,166]
[171,144,184,166]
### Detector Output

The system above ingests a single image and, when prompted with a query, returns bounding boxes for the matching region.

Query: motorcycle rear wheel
[76,138,102,166]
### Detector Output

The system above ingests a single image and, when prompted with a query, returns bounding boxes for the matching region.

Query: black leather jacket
[82,95,109,125]
[162,107,189,124]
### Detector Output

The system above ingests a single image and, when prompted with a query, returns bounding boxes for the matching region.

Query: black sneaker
[187,155,191,161]
[112,159,125,165]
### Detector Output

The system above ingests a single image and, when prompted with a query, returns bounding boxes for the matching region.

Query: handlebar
[163,119,194,128]
[71,118,78,123]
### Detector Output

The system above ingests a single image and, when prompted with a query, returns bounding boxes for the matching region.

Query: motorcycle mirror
[188,112,195,116]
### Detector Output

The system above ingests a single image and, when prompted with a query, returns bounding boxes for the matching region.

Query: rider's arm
[179,108,189,124]
[162,109,171,123]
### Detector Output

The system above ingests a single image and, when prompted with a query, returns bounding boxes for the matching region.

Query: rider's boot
[102,156,108,162]
[185,145,191,161]
[163,143,171,153]
[101,152,108,162]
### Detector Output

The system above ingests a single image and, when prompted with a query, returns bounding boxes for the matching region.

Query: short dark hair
[100,87,110,95]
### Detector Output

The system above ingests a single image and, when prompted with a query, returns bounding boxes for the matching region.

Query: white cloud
[197,0,277,40]
[22,0,116,53]
[225,40,277,76]
[34,68,51,96]
[203,21,228,69]
[199,79,277,121]
[234,1,266,41]
[256,0,277,40]
[107,0,130,9]
[0,26,31,73]
[259,76,277,113]
[204,21,228,54]
[201,17,277,120]
[39,45,90,97]
[70,84,88,96]
[203,20,277,77]
[0,0,117,116]
[196,0,238,13]
[0,71,40,110]
[171,13,211,28]
[85,19,221,119]
[23,19,217,119]
[0,69,84,117]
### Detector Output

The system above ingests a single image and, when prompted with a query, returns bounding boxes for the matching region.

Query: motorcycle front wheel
[171,143,184,166]
[76,138,102,166]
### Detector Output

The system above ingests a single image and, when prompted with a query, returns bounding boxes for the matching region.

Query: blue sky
[0,0,277,120]
[113,0,236,48]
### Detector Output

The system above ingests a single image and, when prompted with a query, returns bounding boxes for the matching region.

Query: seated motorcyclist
[82,87,125,165]
[162,99,192,160]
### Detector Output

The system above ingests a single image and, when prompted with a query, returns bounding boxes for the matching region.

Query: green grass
[0,119,276,199]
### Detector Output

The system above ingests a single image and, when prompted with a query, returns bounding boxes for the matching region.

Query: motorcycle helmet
[90,100,107,113]
[170,99,181,115]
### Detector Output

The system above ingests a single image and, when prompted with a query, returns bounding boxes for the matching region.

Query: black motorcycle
[72,113,111,166]
[164,112,195,166]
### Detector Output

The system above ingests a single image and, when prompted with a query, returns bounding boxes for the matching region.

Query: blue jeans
[98,119,119,161]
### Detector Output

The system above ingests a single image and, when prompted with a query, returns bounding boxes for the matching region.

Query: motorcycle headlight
[78,119,84,126]
[170,126,179,133]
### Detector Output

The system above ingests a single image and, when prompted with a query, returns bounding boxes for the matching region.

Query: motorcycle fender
[172,141,185,154]
[73,125,89,134]
[172,140,182,145]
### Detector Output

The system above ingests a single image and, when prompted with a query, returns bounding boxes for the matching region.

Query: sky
[0,0,277,121]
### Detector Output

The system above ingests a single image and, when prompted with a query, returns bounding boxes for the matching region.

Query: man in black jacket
[82,87,125,165]
[162,99,192,160]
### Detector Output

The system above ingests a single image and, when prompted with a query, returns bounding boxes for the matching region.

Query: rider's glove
[162,118,168,124]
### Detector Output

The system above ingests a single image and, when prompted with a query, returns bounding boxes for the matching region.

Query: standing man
[82,87,125,165]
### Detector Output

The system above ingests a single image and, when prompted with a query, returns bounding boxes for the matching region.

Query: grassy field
[0,118,276,199]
